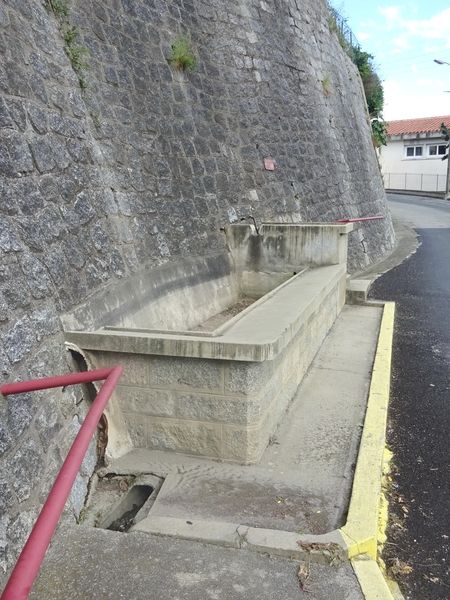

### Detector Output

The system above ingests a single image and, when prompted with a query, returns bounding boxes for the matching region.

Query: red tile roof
[387,116,450,136]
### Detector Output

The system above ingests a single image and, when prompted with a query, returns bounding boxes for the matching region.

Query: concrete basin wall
[61,253,239,332]
[67,264,346,464]
[61,251,294,333]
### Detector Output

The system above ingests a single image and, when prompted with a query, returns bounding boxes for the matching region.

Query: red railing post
[0,366,123,600]
[336,215,385,224]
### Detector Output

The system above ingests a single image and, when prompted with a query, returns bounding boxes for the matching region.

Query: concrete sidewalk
[31,525,363,599]
[30,304,386,599]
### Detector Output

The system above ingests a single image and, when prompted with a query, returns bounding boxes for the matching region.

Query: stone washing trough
[64,223,353,464]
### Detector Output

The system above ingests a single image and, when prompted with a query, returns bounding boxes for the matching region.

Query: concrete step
[30,525,364,600]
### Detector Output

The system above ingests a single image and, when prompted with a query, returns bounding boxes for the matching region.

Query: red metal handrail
[0,366,123,600]
[336,215,385,223]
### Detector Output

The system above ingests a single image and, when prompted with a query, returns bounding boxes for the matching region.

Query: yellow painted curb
[352,556,395,600]
[339,302,399,598]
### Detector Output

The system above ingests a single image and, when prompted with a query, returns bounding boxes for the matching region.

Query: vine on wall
[327,3,387,147]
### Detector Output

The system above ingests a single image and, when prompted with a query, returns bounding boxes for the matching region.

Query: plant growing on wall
[322,76,332,97]
[351,47,383,114]
[352,49,386,147]
[63,26,89,89]
[327,2,387,147]
[327,11,348,51]
[45,0,89,90]
[168,35,197,71]
[45,0,69,18]
[371,118,387,148]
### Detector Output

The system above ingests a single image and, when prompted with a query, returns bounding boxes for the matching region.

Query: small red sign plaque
[263,157,275,171]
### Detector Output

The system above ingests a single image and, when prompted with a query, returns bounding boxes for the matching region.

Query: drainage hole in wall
[104,485,154,532]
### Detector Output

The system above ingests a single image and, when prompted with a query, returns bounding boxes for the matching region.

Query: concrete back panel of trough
[226,222,353,272]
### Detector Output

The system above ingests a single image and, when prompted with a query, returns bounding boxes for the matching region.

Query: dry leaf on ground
[389,558,413,577]
[297,559,311,591]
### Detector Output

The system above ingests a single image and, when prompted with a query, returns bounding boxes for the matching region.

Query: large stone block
[124,413,147,447]
[174,391,258,425]
[3,317,35,364]
[0,130,34,176]
[147,356,224,393]
[148,419,222,458]
[224,361,273,396]
[118,386,175,418]
[6,438,43,503]
[89,352,151,386]
[221,426,257,463]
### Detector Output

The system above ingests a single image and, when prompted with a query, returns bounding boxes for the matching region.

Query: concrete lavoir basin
[64,223,353,464]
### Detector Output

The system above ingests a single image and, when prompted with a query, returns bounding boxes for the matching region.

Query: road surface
[370,193,450,599]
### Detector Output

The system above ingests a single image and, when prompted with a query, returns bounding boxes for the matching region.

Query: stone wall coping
[260,222,354,234]
[228,222,354,235]
[65,264,345,362]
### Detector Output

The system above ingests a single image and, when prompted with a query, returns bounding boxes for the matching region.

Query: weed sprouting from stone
[90,111,101,129]
[45,0,69,19]
[45,0,89,91]
[64,28,90,89]
[322,76,332,97]
[168,35,197,71]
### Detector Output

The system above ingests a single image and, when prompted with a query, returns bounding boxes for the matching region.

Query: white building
[380,115,450,193]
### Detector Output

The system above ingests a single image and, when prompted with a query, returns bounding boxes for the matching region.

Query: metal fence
[383,173,447,193]
[328,5,360,51]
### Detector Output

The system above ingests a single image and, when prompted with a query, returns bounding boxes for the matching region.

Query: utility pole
[434,60,450,200]
[446,152,450,201]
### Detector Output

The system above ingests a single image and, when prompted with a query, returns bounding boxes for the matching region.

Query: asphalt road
[370,194,450,599]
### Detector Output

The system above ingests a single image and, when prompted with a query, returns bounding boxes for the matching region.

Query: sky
[333,0,450,121]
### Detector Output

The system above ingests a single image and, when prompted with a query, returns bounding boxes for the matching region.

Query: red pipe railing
[336,215,385,223]
[0,366,123,600]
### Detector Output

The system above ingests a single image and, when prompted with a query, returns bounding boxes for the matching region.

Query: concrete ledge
[132,514,350,564]
[242,526,348,564]
[386,189,445,200]
[346,278,372,305]
[132,516,242,548]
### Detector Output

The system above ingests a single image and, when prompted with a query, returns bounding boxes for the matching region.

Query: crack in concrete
[236,525,249,548]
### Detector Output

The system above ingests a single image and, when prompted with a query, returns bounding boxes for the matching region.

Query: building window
[405,146,423,158]
[428,144,447,157]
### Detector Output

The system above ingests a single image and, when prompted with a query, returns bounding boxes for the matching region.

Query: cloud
[357,31,372,42]
[383,78,450,120]
[404,8,450,40]
[423,44,444,55]
[416,78,435,87]
[386,7,450,53]
[392,33,410,52]
[378,6,402,28]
